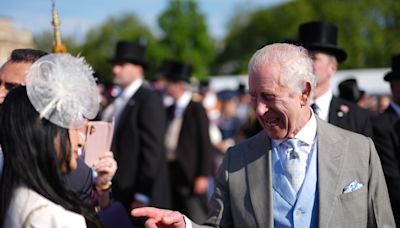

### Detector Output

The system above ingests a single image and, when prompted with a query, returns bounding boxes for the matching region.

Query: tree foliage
[213,0,400,74]
[79,13,162,82]
[33,0,400,79]
[33,30,81,55]
[158,0,215,80]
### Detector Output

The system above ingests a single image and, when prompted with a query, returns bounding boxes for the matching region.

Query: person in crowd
[132,43,395,228]
[338,78,365,104]
[372,53,400,226]
[160,60,214,223]
[214,89,242,157]
[0,49,116,209]
[235,83,251,122]
[102,41,170,215]
[338,78,375,113]
[298,21,373,137]
[0,53,103,227]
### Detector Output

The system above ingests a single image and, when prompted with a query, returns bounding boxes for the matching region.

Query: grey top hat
[299,21,347,63]
[384,54,400,81]
[109,41,148,69]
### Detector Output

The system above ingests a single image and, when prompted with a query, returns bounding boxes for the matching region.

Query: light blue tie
[280,139,307,193]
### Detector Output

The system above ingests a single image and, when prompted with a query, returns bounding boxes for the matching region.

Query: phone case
[84,120,114,166]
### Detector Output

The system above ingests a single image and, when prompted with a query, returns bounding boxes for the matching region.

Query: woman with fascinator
[0,54,104,227]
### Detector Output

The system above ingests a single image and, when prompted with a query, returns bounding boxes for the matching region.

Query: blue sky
[0,0,286,41]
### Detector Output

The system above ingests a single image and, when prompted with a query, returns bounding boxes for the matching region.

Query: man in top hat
[103,41,170,218]
[299,21,373,137]
[161,60,214,223]
[372,53,400,225]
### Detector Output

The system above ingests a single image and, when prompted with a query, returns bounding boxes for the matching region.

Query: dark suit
[167,100,214,223]
[372,104,400,226]
[112,84,170,212]
[328,96,373,137]
[192,118,394,227]
[63,157,93,206]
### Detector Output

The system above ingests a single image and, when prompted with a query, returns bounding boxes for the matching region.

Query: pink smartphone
[83,120,114,166]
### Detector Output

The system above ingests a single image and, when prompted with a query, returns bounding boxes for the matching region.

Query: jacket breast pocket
[335,187,368,227]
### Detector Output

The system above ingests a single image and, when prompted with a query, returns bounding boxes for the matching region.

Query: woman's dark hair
[0,86,101,227]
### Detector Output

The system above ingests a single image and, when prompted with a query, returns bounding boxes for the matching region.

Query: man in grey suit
[132,43,395,227]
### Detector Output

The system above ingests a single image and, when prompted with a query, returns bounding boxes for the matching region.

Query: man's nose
[255,101,268,115]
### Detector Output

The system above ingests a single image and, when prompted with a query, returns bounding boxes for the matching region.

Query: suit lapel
[245,132,273,228]
[317,119,345,227]
[116,86,140,132]
[328,97,341,125]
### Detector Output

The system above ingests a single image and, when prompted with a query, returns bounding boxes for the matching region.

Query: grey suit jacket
[193,119,395,228]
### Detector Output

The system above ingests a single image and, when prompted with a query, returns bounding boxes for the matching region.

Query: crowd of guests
[0,20,399,228]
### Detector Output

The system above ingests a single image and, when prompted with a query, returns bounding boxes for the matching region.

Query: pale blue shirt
[272,109,318,228]
[273,109,317,170]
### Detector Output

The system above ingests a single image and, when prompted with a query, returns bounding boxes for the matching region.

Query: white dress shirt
[313,90,333,121]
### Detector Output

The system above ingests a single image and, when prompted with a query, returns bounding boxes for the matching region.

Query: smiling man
[132,43,394,228]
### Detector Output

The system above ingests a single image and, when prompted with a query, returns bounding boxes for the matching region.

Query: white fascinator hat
[26,53,100,129]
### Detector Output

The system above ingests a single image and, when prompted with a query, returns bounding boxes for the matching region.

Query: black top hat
[338,78,364,102]
[160,60,192,82]
[384,54,400,81]
[299,21,347,63]
[109,41,148,68]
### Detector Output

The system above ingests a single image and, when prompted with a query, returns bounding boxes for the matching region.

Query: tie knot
[282,139,300,150]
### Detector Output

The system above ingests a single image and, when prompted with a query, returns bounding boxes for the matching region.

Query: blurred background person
[214,89,242,158]
[235,83,252,122]
[338,78,377,116]
[338,78,366,106]
[0,54,102,227]
[298,21,373,137]
[160,59,213,223]
[372,53,400,226]
[102,41,170,220]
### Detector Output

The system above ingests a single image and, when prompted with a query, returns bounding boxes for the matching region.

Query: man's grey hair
[248,43,316,97]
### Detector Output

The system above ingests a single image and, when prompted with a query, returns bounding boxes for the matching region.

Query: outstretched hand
[132,207,186,228]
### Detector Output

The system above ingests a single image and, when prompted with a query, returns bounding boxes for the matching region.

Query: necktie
[280,139,307,193]
[311,103,319,116]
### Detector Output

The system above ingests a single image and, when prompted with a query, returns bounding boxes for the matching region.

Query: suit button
[294,209,304,216]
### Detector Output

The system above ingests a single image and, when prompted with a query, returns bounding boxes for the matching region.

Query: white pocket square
[343,180,363,193]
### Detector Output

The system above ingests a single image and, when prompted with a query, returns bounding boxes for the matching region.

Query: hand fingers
[98,151,114,160]
[131,207,170,219]
[144,218,159,228]
[162,211,185,226]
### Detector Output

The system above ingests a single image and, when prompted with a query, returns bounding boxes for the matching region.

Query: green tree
[33,30,81,55]
[79,13,162,82]
[158,0,215,80]
[214,0,400,74]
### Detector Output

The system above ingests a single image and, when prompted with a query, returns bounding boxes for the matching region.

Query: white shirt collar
[174,91,192,117]
[273,108,317,147]
[121,79,143,99]
[314,90,333,121]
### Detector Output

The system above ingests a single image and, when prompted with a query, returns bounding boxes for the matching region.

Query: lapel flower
[337,105,349,117]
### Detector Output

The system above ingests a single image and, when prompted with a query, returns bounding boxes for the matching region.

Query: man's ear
[300,82,312,106]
